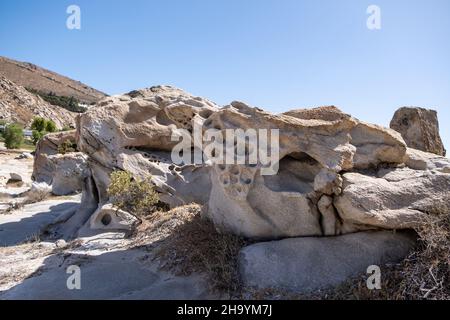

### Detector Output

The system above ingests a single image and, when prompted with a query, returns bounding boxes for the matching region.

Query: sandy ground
[0,147,214,299]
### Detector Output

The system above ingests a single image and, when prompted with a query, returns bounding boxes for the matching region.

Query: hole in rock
[261,152,322,193]
[101,214,112,226]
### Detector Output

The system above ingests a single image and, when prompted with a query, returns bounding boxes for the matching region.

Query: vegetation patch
[26,88,87,113]
[143,204,247,294]
[2,123,24,149]
[107,170,161,219]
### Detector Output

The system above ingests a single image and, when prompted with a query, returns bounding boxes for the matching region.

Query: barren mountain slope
[0,56,106,104]
[0,77,76,129]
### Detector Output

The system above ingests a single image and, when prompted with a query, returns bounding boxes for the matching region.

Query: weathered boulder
[239,231,416,293]
[48,152,90,196]
[88,203,139,231]
[39,88,448,243]
[390,107,446,156]
[32,130,77,184]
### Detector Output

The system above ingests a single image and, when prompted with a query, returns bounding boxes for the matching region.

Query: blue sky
[1,0,449,151]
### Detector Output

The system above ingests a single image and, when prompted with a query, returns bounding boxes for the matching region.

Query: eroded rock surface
[32,130,77,184]
[205,104,407,239]
[33,88,449,243]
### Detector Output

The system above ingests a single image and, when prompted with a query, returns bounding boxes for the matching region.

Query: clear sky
[1,0,449,151]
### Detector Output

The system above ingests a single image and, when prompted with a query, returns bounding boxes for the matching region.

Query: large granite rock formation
[28,86,450,293]
[31,87,449,243]
[390,107,446,156]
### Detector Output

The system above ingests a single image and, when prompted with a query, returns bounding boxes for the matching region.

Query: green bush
[31,117,57,145]
[25,88,86,113]
[32,130,47,145]
[57,139,77,154]
[31,117,57,133]
[3,124,24,149]
[31,117,46,132]
[45,120,57,133]
[107,171,160,218]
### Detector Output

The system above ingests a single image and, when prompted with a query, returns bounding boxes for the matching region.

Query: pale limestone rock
[314,169,342,195]
[88,203,138,231]
[404,148,450,173]
[32,130,77,184]
[76,86,218,210]
[334,168,450,230]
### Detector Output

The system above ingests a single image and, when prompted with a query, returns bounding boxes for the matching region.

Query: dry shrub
[144,204,247,294]
[23,186,51,205]
[324,202,450,300]
[391,205,450,300]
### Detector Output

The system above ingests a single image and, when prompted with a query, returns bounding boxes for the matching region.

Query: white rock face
[239,231,417,293]
[76,86,218,209]
[404,148,450,173]
[32,130,77,184]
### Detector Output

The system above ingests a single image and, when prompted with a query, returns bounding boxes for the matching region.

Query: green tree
[30,117,57,145]
[3,124,24,149]
[45,119,57,133]
[31,117,47,132]
[32,130,47,145]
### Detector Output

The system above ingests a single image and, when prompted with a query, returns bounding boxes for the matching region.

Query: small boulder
[390,107,446,156]
[89,203,139,231]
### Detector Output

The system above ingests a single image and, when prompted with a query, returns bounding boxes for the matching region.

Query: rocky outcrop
[12,85,450,296]
[34,86,449,244]
[390,107,446,156]
[239,231,416,293]
[0,77,76,129]
[205,104,407,239]
[76,86,217,209]
[88,203,139,232]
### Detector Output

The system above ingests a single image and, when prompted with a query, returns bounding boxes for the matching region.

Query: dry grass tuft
[322,202,450,300]
[22,187,51,205]
[137,204,247,294]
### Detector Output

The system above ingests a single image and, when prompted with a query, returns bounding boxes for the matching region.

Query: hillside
[0,56,106,104]
[0,77,76,129]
